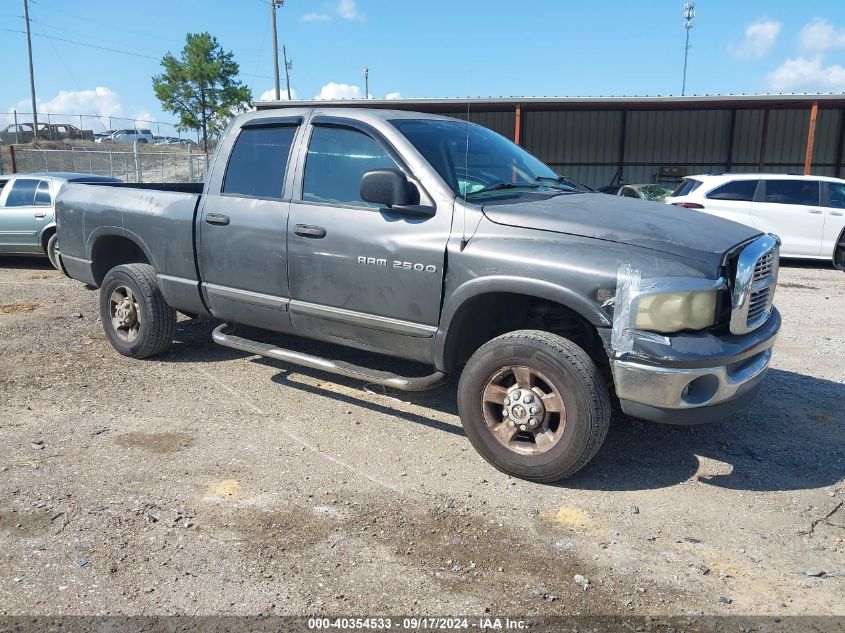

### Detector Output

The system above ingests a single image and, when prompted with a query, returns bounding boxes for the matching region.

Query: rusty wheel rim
[481,365,567,455]
[109,285,141,343]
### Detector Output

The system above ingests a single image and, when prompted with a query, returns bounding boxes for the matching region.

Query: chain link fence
[9,145,209,183]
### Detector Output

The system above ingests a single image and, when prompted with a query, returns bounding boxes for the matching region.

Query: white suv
[665,173,845,266]
[101,129,154,144]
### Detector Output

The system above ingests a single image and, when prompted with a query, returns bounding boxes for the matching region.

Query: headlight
[634,290,717,333]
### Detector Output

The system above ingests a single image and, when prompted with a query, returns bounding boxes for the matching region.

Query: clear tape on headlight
[609,264,726,358]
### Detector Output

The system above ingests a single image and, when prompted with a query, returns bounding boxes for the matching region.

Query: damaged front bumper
[607,307,780,425]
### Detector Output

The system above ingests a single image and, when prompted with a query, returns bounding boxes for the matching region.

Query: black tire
[45,233,60,270]
[98,263,176,359]
[457,330,611,482]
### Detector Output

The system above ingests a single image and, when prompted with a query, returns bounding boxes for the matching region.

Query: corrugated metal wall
[444,105,845,188]
[450,110,515,140]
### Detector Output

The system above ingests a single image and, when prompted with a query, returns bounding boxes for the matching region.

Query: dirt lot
[0,257,842,617]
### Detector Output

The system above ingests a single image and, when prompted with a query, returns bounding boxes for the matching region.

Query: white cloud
[384,92,402,100]
[40,87,124,118]
[314,82,362,100]
[768,55,845,91]
[799,18,845,53]
[258,87,299,101]
[302,12,332,22]
[337,0,364,21]
[304,0,364,22]
[5,87,130,129]
[729,18,781,59]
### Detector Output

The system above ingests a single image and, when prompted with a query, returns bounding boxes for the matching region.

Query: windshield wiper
[535,176,595,192]
[466,182,541,197]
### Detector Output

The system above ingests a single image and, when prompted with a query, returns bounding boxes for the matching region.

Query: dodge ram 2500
[55,107,781,481]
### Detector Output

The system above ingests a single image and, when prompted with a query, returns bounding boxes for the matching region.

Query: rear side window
[4,179,39,207]
[763,180,820,206]
[223,125,298,199]
[706,180,758,201]
[671,178,702,197]
[34,180,52,206]
[302,126,399,207]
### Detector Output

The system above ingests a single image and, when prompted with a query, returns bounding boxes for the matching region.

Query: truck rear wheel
[457,330,611,482]
[98,264,176,359]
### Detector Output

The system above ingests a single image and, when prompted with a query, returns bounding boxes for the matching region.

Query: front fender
[433,275,610,371]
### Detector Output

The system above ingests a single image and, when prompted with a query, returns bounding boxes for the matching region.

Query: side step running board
[212,323,446,392]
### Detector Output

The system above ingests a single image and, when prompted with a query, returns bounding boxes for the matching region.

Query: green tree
[152,33,251,153]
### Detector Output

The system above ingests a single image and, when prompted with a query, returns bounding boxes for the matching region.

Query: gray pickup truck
[55,107,781,481]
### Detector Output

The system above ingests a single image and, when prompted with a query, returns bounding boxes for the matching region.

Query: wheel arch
[39,222,57,252]
[435,276,611,373]
[88,230,155,287]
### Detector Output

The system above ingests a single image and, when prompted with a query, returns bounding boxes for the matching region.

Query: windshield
[639,184,672,201]
[391,118,565,199]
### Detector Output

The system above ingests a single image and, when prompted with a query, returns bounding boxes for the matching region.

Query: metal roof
[254,93,845,112]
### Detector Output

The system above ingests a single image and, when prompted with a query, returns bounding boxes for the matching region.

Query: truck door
[0,177,51,253]
[286,119,451,363]
[197,118,302,333]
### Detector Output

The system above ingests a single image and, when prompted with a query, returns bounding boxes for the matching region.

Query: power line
[0,27,161,60]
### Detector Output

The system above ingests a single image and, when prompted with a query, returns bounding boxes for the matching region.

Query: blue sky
[2,0,844,133]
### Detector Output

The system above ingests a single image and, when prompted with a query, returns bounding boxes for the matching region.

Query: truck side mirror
[360,169,417,208]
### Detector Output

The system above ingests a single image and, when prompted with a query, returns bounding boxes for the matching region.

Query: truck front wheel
[98,264,176,359]
[457,330,611,482]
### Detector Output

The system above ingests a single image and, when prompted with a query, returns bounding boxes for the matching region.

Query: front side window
[706,180,758,201]
[392,118,560,198]
[223,125,298,199]
[34,180,52,206]
[4,179,39,207]
[763,179,820,206]
[826,182,845,208]
[302,126,399,207]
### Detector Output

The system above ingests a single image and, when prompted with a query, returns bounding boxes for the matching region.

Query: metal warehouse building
[256,94,845,189]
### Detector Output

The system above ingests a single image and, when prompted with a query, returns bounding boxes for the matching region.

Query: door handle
[34,212,46,219]
[205,213,230,226]
[294,224,326,238]
[829,210,844,216]
[808,209,823,214]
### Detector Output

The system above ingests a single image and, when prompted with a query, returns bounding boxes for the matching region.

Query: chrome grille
[729,235,779,335]
[746,287,771,325]
[753,250,775,282]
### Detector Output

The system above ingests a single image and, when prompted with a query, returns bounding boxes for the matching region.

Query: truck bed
[56,181,206,315]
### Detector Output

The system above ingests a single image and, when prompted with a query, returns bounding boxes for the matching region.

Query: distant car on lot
[599,183,673,202]
[96,129,154,144]
[155,136,195,146]
[665,173,845,265]
[0,122,95,143]
[0,172,121,269]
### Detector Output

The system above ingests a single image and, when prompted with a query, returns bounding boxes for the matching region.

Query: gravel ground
[0,257,842,617]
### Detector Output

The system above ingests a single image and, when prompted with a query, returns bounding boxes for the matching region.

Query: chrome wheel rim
[481,365,567,455]
[109,285,141,342]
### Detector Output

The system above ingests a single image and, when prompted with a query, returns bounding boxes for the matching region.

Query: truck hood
[482,193,761,267]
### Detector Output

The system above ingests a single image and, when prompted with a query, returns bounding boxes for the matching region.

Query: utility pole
[23,0,39,139]
[271,0,284,100]
[363,66,369,99]
[682,2,695,96]
[283,45,292,100]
